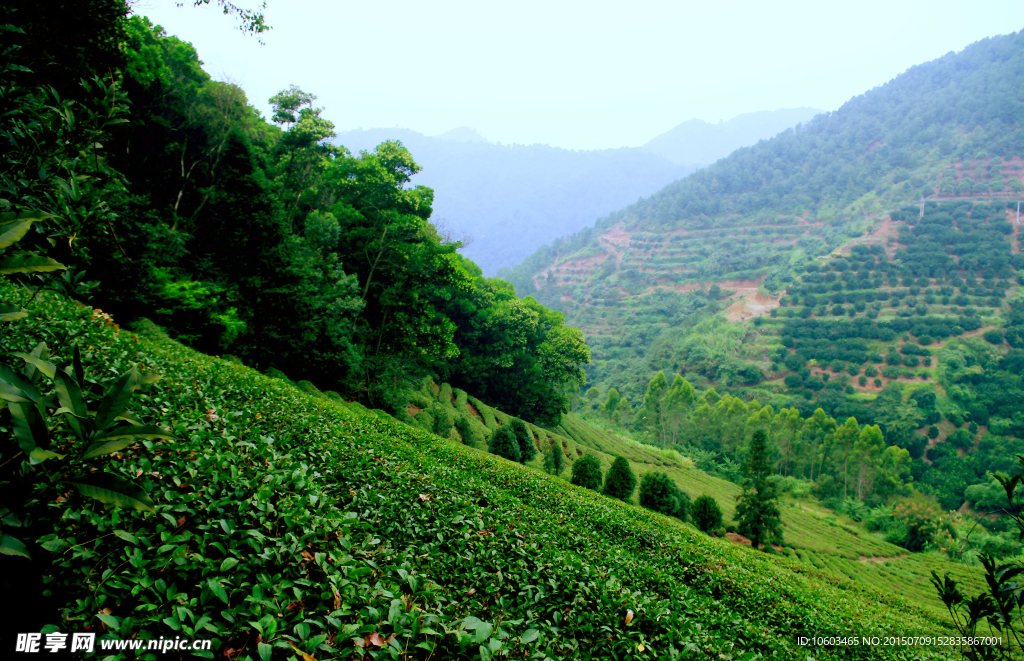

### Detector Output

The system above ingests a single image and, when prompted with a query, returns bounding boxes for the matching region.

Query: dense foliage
[0,2,589,425]
[0,284,961,659]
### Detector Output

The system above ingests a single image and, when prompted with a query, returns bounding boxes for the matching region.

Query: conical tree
[508,417,537,464]
[570,454,602,490]
[734,430,783,550]
[602,456,636,501]
[488,425,520,463]
[691,495,723,533]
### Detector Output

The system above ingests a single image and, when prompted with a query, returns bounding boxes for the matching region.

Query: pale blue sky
[132,0,1024,150]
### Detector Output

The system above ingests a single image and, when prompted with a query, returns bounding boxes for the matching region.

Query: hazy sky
[132,0,1024,150]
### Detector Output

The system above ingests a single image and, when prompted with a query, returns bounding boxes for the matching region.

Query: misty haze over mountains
[334,108,820,274]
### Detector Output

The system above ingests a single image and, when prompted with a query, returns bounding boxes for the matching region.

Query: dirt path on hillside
[859,555,908,564]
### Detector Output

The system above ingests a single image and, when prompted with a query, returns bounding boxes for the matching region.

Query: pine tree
[570,454,602,490]
[508,418,537,464]
[691,495,723,533]
[602,456,636,501]
[487,425,520,463]
[734,430,783,550]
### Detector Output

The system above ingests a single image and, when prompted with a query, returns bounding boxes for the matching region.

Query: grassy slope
[400,380,988,622]
[0,284,962,660]
[553,413,988,621]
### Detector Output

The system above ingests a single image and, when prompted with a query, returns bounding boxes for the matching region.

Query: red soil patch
[407,404,423,417]
[726,290,781,323]
[466,402,484,423]
[725,532,752,546]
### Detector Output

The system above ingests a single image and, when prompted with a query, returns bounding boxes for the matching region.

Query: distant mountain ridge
[642,108,821,164]
[333,107,817,275]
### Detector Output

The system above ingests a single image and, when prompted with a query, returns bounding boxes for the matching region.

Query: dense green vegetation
[1,283,965,658]
[0,1,588,426]
[5,1,1024,656]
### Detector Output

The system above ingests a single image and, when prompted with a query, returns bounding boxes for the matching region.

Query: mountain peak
[433,126,489,143]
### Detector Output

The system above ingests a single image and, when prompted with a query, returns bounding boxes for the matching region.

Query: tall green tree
[734,430,784,550]
[603,456,637,501]
[853,424,886,500]
[642,370,669,446]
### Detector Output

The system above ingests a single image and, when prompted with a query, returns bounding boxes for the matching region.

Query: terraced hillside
[1,283,968,659]
[499,30,1024,404]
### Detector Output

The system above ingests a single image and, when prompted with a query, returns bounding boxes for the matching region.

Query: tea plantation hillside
[397,381,987,621]
[0,283,961,659]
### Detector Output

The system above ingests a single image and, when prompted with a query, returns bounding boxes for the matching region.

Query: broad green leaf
[474,621,494,643]
[29,448,64,465]
[83,424,174,458]
[0,302,27,322]
[462,616,487,631]
[220,557,239,572]
[95,366,139,430]
[114,530,139,545]
[13,352,56,379]
[0,218,32,249]
[0,508,21,526]
[97,613,120,629]
[0,381,30,402]
[0,254,66,274]
[139,372,161,385]
[68,472,156,512]
[208,578,229,605]
[0,364,41,403]
[40,538,69,552]
[114,409,145,425]
[0,534,30,558]
[9,401,47,452]
[257,642,272,661]
[54,371,87,439]
[520,629,539,644]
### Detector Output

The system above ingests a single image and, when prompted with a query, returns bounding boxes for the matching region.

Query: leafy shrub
[638,471,684,519]
[984,329,1004,344]
[691,495,723,533]
[602,456,636,501]
[487,425,521,462]
[570,454,602,490]
[507,417,537,463]
[454,415,478,445]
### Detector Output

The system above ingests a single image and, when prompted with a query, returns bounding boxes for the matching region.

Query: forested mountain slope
[333,111,821,276]
[498,29,1024,526]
